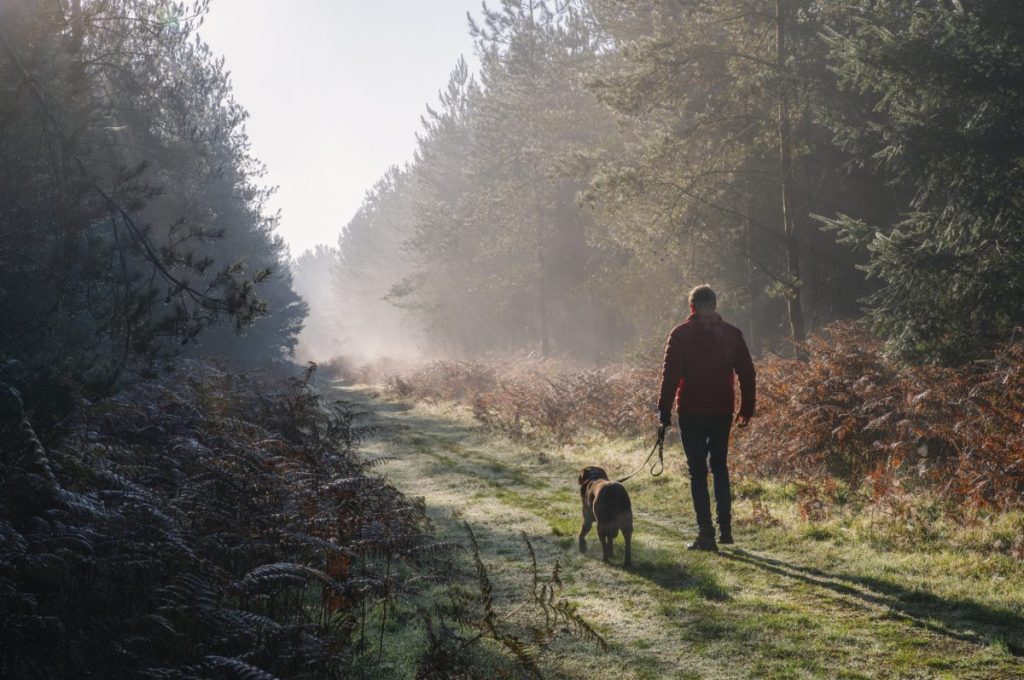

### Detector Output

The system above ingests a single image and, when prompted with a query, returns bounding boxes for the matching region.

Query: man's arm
[734,329,756,424]
[658,330,684,424]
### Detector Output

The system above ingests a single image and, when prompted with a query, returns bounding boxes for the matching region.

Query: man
[658,284,756,552]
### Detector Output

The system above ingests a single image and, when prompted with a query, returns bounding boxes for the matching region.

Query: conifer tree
[823,0,1024,363]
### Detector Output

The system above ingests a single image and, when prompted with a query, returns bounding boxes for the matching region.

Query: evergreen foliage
[822,0,1024,363]
[0,0,303,398]
[292,245,344,362]
[309,0,1021,365]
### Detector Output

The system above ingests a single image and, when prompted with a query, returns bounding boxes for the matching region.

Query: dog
[577,466,633,567]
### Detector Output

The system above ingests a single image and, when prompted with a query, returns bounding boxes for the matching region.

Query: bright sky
[200,0,480,256]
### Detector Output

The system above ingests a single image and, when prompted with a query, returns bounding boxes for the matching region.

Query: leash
[616,424,666,483]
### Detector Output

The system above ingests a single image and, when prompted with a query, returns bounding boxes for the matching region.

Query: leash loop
[617,424,666,483]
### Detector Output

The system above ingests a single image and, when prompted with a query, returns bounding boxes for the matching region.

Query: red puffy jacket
[657,312,756,419]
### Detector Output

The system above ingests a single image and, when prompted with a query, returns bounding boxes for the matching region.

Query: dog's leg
[579,488,595,553]
[578,516,592,553]
[623,525,633,568]
[599,527,611,562]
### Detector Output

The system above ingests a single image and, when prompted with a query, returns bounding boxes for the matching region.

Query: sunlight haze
[199,0,480,256]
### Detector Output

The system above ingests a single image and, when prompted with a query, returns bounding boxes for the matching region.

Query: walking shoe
[686,535,719,552]
[719,530,734,545]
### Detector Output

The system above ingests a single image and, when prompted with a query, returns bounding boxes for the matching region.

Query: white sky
[199,0,481,256]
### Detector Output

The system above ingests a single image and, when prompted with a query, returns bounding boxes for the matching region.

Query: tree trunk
[537,244,550,358]
[70,0,84,54]
[740,99,759,355]
[745,191,758,355]
[776,0,807,348]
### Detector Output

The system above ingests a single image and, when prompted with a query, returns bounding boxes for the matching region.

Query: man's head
[689,284,717,314]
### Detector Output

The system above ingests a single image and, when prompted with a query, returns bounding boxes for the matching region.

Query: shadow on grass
[351,384,731,605]
[627,542,731,601]
[721,548,1024,657]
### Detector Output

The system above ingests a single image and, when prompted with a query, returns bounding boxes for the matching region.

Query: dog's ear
[578,468,587,486]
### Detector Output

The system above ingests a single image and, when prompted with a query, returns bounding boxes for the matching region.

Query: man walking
[658,285,756,552]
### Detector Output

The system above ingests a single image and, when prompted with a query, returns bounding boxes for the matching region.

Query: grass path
[334,383,1024,680]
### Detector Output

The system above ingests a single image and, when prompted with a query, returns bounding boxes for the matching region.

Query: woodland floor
[331,382,1024,680]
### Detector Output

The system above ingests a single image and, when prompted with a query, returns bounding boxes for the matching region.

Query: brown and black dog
[578,466,633,567]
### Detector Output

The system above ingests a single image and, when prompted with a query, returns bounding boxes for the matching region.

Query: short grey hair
[688,284,717,312]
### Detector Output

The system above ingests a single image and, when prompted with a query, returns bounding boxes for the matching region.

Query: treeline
[304,0,1024,365]
[1,0,304,403]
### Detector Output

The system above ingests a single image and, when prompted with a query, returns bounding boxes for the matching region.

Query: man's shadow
[720,548,1024,657]
[623,542,731,601]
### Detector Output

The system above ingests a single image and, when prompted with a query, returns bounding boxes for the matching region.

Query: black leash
[616,424,666,483]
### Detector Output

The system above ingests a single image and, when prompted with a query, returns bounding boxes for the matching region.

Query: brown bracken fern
[382,323,1024,517]
[416,523,606,679]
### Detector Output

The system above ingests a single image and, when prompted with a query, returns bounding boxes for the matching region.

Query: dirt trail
[335,384,1024,680]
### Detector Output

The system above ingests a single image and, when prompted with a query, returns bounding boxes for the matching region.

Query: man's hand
[659,411,672,427]
[735,414,750,428]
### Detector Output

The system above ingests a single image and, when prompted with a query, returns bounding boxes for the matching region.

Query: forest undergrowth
[372,323,1024,559]
[0,362,409,678]
[0,360,610,679]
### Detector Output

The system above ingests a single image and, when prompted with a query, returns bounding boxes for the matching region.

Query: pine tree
[584,0,878,352]
[0,0,302,392]
[822,0,1024,363]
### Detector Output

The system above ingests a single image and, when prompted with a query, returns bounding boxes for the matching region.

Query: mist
[290,1,877,367]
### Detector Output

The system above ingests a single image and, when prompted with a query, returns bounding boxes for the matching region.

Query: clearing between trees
[333,381,1024,680]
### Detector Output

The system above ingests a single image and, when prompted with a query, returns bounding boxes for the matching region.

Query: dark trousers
[679,414,733,536]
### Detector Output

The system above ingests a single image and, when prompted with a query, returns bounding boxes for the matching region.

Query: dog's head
[578,466,609,486]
